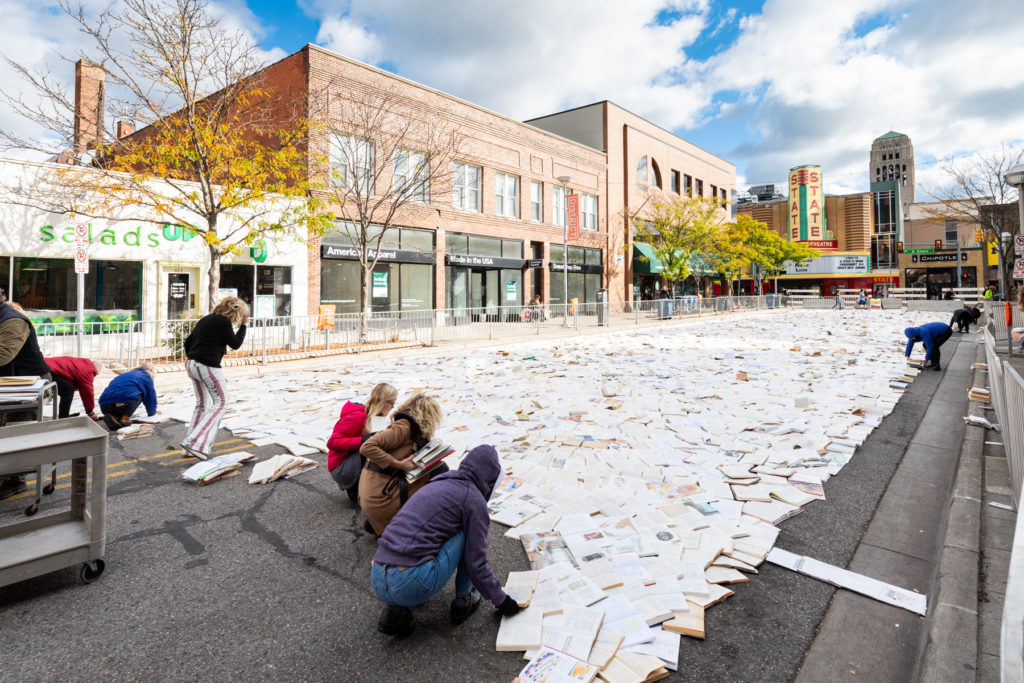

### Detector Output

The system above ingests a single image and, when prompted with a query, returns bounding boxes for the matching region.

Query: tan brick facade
[258,46,609,314]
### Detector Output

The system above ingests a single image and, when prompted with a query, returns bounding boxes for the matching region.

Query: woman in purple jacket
[370,444,521,636]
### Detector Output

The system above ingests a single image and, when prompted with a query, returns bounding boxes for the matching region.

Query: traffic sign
[904,248,933,254]
[1015,234,1024,255]
[74,223,89,249]
[74,248,89,274]
[1014,258,1024,280]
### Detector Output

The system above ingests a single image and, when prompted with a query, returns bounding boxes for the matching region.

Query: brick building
[251,45,618,315]
[526,102,736,301]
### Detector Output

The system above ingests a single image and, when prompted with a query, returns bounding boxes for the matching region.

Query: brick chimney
[116,120,134,139]
[74,59,105,154]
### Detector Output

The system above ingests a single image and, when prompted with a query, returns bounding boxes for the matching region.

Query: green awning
[633,242,664,274]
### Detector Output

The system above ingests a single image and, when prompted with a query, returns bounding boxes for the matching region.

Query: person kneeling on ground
[370,444,520,636]
[359,394,445,536]
[949,306,982,333]
[904,322,953,372]
[327,382,397,504]
[46,356,103,419]
[97,362,159,431]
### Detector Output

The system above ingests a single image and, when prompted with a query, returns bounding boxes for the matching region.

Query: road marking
[7,441,253,502]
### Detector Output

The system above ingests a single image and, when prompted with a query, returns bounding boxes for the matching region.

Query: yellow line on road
[7,439,252,500]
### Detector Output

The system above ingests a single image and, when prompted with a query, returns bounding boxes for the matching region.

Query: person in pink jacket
[327,383,398,503]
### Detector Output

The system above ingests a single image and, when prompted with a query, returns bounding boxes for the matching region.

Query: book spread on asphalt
[497,606,544,652]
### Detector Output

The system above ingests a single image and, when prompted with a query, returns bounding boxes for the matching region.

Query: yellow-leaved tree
[0,0,331,312]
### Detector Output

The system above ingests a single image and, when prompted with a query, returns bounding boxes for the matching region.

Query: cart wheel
[81,559,105,584]
[25,503,38,516]
[43,484,55,495]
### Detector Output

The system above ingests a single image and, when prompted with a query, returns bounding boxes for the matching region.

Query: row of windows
[637,155,727,203]
[329,134,599,230]
[457,162,598,229]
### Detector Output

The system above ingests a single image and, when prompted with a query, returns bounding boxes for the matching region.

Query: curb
[917,342,987,679]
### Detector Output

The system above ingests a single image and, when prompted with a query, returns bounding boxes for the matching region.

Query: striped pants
[182,360,228,456]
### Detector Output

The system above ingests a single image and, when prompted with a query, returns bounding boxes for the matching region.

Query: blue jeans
[371,532,474,610]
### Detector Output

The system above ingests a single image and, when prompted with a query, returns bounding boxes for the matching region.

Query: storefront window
[399,264,433,312]
[469,235,502,257]
[320,260,362,314]
[219,264,292,317]
[502,240,523,258]
[9,256,142,320]
[501,269,522,307]
[446,233,469,255]
[401,228,434,253]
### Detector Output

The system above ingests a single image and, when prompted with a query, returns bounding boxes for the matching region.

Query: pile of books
[248,453,318,484]
[968,386,991,403]
[182,452,256,485]
[0,376,39,386]
[405,438,455,482]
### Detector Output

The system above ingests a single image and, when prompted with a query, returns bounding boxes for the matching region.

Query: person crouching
[370,444,521,636]
[949,306,981,333]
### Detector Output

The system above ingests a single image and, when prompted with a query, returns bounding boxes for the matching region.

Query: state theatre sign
[788,165,826,243]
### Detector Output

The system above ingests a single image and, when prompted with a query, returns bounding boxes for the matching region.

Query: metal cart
[0,380,59,515]
[0,417,108,586]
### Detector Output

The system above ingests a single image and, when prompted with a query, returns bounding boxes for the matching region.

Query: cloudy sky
[3,0,1023,198]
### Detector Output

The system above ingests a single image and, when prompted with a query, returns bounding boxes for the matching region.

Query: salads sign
[38,223,268,262]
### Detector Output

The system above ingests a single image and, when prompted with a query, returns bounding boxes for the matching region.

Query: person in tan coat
[359,394,443,536]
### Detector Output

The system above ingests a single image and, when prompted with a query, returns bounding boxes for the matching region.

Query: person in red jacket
[45,356,104,419]
[327,383,398,503]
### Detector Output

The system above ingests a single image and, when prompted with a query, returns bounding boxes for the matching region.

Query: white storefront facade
[0,158,308,329]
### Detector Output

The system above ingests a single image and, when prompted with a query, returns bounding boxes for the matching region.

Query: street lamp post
[1003,164,1024,356]
[557,175,572,327]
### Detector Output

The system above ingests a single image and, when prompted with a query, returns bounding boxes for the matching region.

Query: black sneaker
[929,364,942,371]
[450,589,481,625]
[377,606,414,636]
[0,477,27,501]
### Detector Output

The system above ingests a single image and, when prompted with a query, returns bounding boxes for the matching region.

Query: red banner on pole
[567,194,580,241]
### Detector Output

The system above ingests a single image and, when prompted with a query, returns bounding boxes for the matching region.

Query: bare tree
[318,84,460,329]
[0,0,328,313]
[925,145,1023,295]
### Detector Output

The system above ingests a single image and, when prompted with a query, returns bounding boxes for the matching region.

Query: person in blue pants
[904,322,954,371]
[370,444,521,636]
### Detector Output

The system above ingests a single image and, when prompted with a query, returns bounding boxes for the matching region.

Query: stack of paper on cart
[152,310,934,674]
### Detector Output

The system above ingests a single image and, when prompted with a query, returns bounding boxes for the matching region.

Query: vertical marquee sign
[788,165,824,242]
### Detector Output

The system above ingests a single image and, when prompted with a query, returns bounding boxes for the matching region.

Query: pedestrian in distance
[949,306,982,333]
[1011,287,1024,351]
[98,362,159,430]
[832,293,844,309]
[984,285,995,300]
[857,290,868,308]
[46,356,104,419]
[327,382,398,504]
[371,444,521,637]
[943,289,955,301]
[359,393,445,537]
[904,322,954,371]
[180,296,249,460]
[0,289,53,499]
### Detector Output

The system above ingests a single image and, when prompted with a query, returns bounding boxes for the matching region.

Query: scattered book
[248,454,318,484]
[517,647,599,683]
[505,570,540,607]
[497,606,544,652]
[182,452,256,485]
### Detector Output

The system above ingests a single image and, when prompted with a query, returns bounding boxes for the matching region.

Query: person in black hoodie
[179,296,248,459]
[949,306,982,333]
[0,290,53,498]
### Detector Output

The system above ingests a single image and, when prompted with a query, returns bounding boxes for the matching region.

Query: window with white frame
[552,185,566,227]
[330,134,374,193]
[453,162,482,211]
[530,181,543,222]
[581,193,597,231]
[393,149,429,202]
[495,172,520,219]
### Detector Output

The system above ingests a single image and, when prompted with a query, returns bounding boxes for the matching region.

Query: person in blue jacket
[370,444,521,637]
[97,362,159,430]
[904,322,954,371]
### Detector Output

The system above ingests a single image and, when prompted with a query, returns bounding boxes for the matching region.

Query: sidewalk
[796,334,1017,681]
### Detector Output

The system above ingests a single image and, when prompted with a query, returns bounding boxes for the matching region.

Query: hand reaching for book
[394,458,417,472]
[497,595,521,617]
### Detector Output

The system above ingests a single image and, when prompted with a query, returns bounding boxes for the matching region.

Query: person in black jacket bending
[179,296,249,459]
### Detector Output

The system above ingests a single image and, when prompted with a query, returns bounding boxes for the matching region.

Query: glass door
[446,266,469,325]
[167,273,191,319]
[484,269,499,317]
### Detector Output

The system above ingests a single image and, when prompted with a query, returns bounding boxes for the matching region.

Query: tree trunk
[360,262,371,343]
[207,246,221,314]
[206,215,220,314]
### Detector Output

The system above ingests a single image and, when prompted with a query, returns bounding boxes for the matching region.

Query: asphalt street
[0,334,961,683]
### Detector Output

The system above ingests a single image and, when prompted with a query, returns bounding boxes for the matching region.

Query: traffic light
[934,239,943,251]
[896,241,904,253]
[974,228,984,243]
